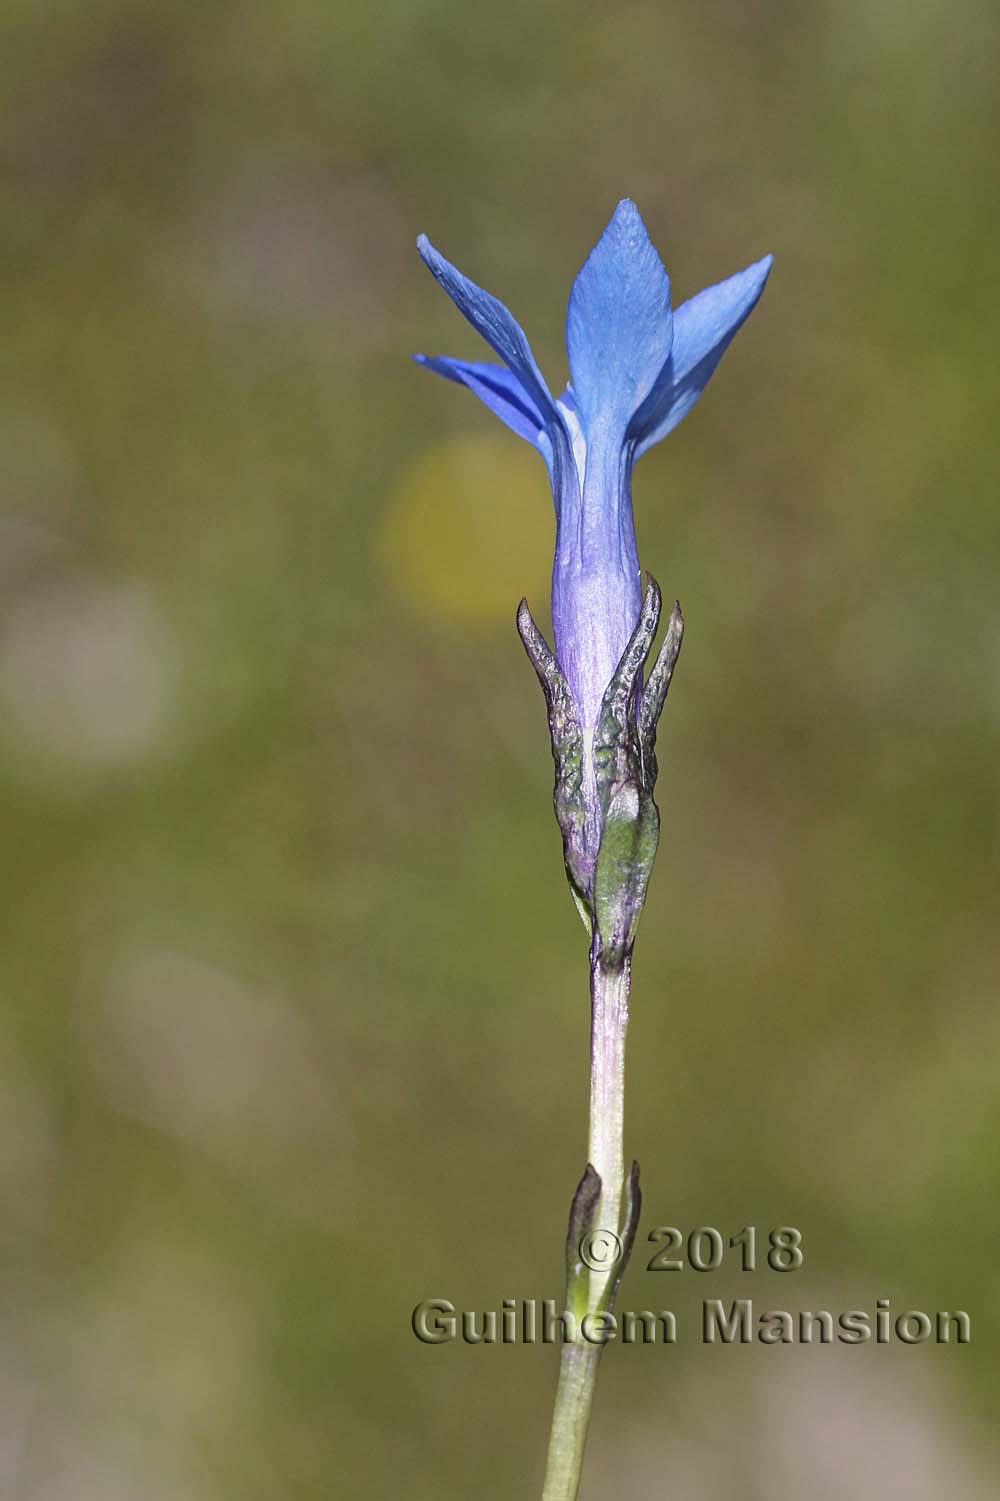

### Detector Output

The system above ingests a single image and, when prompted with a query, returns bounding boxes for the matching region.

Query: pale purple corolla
[415,199,772,731]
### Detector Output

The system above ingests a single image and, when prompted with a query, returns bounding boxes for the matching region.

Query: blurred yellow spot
[380,433,552,623]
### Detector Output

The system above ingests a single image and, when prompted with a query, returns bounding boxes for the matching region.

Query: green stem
[540,1343,602,1501]
[540,952,631,1501]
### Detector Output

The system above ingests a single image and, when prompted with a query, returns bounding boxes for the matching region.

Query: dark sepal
[593,575,662,815]
[590,576,673,965]
[564,1162,602,1320]
[639,598,684,789]
[516,599,593,926]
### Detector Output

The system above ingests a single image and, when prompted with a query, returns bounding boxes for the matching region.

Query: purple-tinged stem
[540,951,631,1501]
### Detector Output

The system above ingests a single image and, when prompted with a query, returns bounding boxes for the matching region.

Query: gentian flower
[415,200,772,730]
[416,201,771,935]
[415,203,774,1496]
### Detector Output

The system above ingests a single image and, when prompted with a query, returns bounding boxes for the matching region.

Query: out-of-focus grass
[0,1,998,1496]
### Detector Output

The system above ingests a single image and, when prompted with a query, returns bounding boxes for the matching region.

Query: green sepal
[593,783,660,967]
[568,885,594,938]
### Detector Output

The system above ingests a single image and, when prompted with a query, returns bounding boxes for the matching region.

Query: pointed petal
[417,234,560,426]
[633,254,773,456]
[414,355,546,446]
[566,199,673,438]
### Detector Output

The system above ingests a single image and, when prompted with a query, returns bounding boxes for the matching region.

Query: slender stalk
[540,951,632,1501]
[540,1343,602,1501]
[588,953,630,1277]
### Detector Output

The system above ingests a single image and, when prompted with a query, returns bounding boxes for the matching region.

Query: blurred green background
[2,1,998,1496]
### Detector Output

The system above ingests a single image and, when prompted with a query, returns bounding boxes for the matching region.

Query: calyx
[517,575,683,965]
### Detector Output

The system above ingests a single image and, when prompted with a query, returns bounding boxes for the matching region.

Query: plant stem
[539,1342,602,1501]
[540,951,631,1501]
[588,952,630,1280]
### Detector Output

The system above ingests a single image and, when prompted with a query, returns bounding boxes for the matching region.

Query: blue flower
[415,199,772,730]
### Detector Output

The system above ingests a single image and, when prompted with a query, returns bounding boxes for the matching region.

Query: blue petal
[632,255,774,456]
[414,355,546,446]
[566,199,673,438]
[416,235,560,428]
